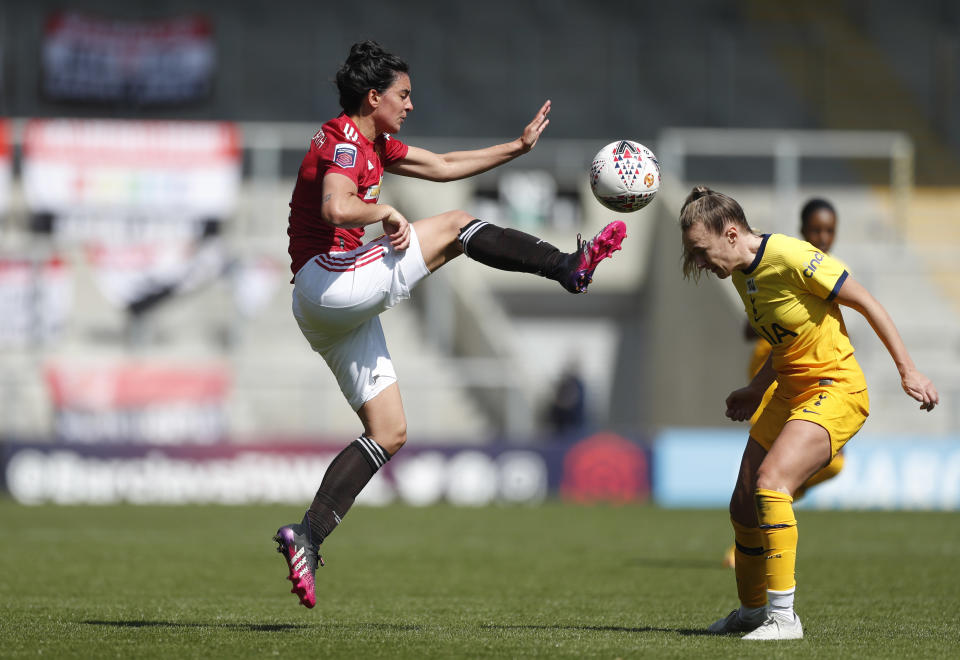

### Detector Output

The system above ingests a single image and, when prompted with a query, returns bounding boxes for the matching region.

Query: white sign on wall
[23,119,241,241]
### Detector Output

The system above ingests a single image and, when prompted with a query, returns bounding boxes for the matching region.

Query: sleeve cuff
[827,270,849,301]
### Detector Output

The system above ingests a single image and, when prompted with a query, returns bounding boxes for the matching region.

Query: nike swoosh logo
[802,409,820,415]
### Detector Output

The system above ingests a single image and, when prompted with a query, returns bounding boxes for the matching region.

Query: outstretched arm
[835,275,939,411]
[386,100,551,181]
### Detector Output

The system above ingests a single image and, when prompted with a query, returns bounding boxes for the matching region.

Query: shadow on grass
[83,620,426,633]
[628,557,724,570]
[82,620,307,632]
[481,624,715,637]
[85,619,713,637]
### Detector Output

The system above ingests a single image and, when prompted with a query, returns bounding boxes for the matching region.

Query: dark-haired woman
[679,186,937,640]
[273,40,627,608]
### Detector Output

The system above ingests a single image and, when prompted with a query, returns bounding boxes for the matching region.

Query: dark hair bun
[336,41,409,115]
[347,40,386,63]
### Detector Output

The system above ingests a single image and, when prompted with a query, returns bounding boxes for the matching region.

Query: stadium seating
[0,0,957,442]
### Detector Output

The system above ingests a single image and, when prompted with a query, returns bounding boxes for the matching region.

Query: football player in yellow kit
[722,198,845,568]
[680,186,938,641]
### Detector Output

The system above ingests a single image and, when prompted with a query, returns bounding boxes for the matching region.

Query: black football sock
[306,435,391,544]
[458,219,570,281]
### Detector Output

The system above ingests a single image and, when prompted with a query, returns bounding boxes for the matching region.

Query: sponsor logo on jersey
[333,143,357,169]
[312,128,326,149]
[343,123,359,142]
[803,251,825,278]
[746,277,758,294]
[367,160,374,170]
[756,323,799,345]
[363,177,382,201]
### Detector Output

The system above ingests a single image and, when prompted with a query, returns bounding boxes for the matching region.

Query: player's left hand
[519,100,551,153]
[901,368,939,411]
[725,385,764,422]
[381,206,411,251]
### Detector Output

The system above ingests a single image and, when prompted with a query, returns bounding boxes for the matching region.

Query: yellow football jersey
[747,338,775,425]
[748,337,772,379]
[732,234,866,398]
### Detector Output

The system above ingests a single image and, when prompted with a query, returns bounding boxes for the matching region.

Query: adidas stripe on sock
[353,434,390,470]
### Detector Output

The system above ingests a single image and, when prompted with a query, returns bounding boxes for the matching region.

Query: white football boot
[706,606,768,634]
[741,611,804,640]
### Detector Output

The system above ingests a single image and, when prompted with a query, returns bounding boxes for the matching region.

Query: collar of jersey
[340,114,374,146]
[742,233,770,275]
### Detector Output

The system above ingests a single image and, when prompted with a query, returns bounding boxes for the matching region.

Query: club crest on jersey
[746,277,758,294]
[334,143,357,169]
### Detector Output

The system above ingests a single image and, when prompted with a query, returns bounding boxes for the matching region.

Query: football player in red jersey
[274,40,627,608]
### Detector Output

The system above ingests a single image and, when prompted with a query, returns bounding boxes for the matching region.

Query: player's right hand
[725,385,763,422]
[381,207,410,251]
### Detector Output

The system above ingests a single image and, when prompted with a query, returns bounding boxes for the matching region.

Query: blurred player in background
[679,186,937,640]
[273,40,626,609]
[722,197,844,568]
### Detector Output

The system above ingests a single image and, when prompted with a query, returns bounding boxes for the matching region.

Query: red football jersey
[287,114,408,277]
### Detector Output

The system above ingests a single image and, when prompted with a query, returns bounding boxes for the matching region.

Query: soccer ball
[589,140,661,213]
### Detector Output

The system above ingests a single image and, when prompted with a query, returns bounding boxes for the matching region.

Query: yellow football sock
[731,519,767,608]
[754,488,798,592]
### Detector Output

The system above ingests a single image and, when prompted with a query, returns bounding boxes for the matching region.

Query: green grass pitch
[1,499,958,658]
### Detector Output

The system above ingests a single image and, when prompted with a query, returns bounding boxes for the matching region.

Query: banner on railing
[22,119,241,241]
[42,11,215,105]
[0,432,651,506]
[653,428,960,511]
[43,362,230,444]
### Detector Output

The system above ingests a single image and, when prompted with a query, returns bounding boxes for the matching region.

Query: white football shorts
[292,226,430,410]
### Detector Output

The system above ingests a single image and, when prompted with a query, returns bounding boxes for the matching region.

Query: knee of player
[754,466,788,493]
[376,425,407,456]
[450,210,475,230]
[449,211,474,237]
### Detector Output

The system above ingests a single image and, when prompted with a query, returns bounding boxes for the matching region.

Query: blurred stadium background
[1,0,958,510]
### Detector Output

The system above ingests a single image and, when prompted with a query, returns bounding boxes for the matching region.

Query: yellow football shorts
[750,386,870,457]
